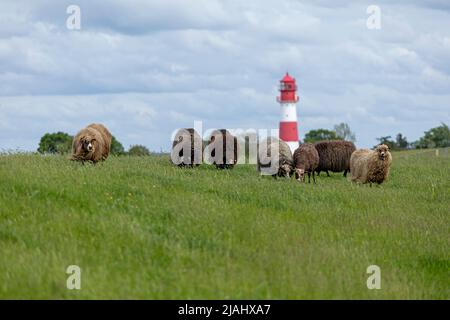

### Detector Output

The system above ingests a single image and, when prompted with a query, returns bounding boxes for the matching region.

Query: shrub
[128,145,151,156]
[111,136,125,155]
[37,132,73,154]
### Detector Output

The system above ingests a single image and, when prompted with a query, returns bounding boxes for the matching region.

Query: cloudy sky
[0,0,449,151]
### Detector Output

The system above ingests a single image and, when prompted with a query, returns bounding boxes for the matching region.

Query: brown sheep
[257,137,294,178]
[314,140,356,177]
[293,143,319,183]
[350,144,392,186]
[70,123,112,163]
[170,128,203,167]
[205,129,238,169]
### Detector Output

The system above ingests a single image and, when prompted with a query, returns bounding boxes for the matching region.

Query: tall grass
[0,149,448,299]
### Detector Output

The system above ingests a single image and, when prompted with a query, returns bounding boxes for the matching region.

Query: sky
[0,0,449,152]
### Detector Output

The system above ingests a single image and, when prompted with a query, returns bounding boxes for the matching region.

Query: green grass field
[0,149,449,299]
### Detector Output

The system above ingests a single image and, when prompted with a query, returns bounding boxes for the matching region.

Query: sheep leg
[308,172,311,183]
[326,171,330,177]
[343,170,348,177]
[313,171,316,184]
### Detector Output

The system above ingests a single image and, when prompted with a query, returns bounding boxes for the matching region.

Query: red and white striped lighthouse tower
[277,72,299,153]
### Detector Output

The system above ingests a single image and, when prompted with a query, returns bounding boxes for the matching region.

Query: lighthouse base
[285,141,299,154]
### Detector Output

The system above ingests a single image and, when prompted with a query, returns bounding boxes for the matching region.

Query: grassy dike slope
[0,149,448,299]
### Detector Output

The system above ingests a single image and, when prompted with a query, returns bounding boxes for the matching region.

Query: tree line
[374,123,450,150]
[304,122,450,150]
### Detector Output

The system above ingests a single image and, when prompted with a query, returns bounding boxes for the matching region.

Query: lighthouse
[277,72,299,153]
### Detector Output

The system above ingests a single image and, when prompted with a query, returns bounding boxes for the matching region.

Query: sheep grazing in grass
[205,129,238,169]
[293,143,319,183]
[314,140,356,177]
[171,128,203,167]
[350,144,392,186]
[257,137,294,178]
[70,123,112,163]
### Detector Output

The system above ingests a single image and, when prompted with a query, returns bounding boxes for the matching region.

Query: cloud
[0,0,449,151]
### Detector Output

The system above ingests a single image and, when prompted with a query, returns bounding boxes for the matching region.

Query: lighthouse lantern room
[277,72,300,153]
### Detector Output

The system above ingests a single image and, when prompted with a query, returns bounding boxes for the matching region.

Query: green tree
[395,133,409,150]
[111,136,125,155]
[375,136,395,149]
[334,123,356,142]
[128,145,151,156]
[304,129,339,143]
[416,123,450,149]
[37,132,73,154]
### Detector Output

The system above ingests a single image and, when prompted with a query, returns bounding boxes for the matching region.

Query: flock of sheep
[69,124,393,186]
[170,128,393,186]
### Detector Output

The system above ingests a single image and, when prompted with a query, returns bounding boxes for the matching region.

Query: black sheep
[205,129,238,169]
[171,128,203,167]
[314,140,356,177]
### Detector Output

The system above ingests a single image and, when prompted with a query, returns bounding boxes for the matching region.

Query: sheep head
[80,136,98,157]
[375,144,390,161]
[295,168,305,182]
[280,164,292,178]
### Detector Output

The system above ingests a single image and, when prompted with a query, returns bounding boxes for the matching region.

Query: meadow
[0,149,448,299]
